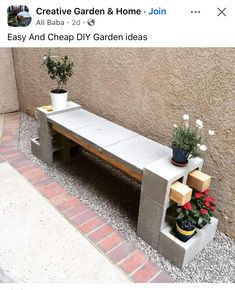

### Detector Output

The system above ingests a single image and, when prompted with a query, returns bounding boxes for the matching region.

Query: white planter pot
[50,90,68,110]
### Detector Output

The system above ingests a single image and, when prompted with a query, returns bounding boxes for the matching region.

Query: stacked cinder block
[137,156,218,268]
[31,102,81,164]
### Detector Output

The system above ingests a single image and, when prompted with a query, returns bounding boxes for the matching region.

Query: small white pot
[50,90,68,110]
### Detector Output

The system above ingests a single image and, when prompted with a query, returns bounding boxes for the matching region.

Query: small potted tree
[171,114,215,166]
[42,50,74,110]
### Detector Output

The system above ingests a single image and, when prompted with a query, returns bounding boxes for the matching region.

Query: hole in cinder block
[169,176,184,187]
[163,204,178,228]
[53,149,63,162]
[177,176,184,183]
[51,134,63,151]
[70,146,80,158]
[188,168,200,176]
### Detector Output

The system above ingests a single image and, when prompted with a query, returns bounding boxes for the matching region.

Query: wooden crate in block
[187,170,211,192]
[170,181,192,206]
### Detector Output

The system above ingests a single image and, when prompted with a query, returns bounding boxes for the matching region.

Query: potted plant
[190,188,216,228]
[42,50,74,110]
[171,114,215,166]
[176,201,197,242]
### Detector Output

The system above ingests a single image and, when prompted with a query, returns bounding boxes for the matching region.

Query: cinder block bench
[31,101,218,268]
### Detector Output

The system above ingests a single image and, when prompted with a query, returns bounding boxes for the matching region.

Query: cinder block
[31,138,41,160]
[137,194,167,248]
[32,102,82,165]
[169,181,192,206]
[187,170,211,192]
[158,217,218,268]
[141,167,169,205]
[141,156,203,206]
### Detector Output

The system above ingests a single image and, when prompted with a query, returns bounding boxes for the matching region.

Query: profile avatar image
[8,5,32,27]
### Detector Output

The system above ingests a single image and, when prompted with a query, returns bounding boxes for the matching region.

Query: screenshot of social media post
[0,0,234,288]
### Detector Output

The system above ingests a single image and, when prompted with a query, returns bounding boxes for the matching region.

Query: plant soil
[51,89,67,94]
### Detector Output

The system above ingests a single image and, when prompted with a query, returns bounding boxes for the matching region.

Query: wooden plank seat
[47,108,171,182]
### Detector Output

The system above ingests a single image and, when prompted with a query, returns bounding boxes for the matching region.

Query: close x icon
[217,7,226,17]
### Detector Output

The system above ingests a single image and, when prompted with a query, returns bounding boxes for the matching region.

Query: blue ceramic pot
[172,145,189,165]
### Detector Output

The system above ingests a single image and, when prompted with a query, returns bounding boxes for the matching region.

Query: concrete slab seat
[47,107,172,182]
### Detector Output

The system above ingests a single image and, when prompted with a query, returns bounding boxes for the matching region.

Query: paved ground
[18,112,235,283]
[0,112,173,283]
[0,114,3,138]
[0,162,130,283]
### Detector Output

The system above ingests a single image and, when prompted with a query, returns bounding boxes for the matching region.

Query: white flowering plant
[42,50,74,93]
[172,114,215,158]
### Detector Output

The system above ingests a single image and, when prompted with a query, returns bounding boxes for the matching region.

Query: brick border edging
[0,112,174,283]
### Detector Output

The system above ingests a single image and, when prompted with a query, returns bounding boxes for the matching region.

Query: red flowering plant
[176,189,216,230]
[190,188,216,228]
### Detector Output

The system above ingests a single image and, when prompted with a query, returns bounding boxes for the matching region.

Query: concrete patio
[0,112,173,283]
[0,162,130,283]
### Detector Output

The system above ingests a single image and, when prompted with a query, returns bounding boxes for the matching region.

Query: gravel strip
[19,112,235,283]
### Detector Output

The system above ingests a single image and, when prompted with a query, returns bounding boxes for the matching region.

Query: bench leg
[35,110,54,165]
[137,169,168,248]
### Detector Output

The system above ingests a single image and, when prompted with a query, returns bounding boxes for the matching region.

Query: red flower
[195,192,203,198]
[200,208,208,215]
[205,196,215,203]
[204,189,211,195]
[183,202,192,210]
[204,201,210,207]
[210,206,215,211]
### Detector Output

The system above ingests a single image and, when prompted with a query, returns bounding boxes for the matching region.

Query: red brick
[37,182,63,194]
[50,192,73,206]
[130,261,161,283]
[88,224,114,244]
[1,135,18,142]
[0,147,18,155]
[71,210,97,227]
[63,203,89,219]
[150,271,174,283]
[1,142,18,147]
[12,159,34,169]
[17,164,41,174]
[108,242,136,263]
[56,197,80,211]
[79,217,105,235]
[28,174,49,184]
[3,152,24,161]
[22,168,44,178]
[119,250,147,274]
[43,189,64,199]
[3,130,18,136]
[97,232,124,253]
[30,177,53,188]
[10,156,30,165]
